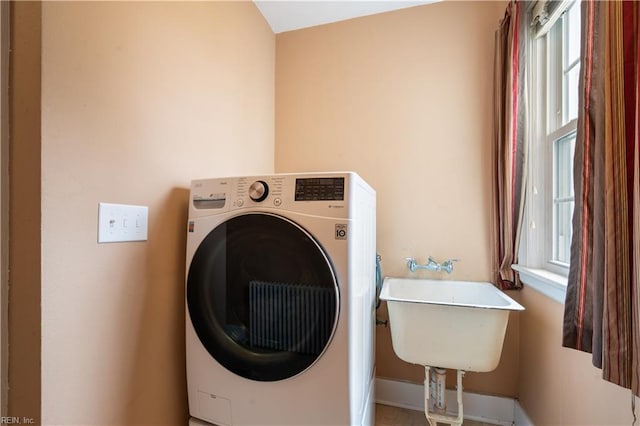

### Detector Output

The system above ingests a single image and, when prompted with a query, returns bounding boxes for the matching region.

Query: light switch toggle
[98,202,149,243]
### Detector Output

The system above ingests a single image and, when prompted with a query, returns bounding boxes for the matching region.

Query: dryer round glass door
[187,212,339,382]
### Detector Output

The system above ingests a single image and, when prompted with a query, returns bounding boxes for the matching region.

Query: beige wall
[40,2,274,425]
[274,1,519,396]
[14,0,638,423]
[518,287,639,424]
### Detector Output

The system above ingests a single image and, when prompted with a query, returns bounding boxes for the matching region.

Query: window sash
[524,0,579,277]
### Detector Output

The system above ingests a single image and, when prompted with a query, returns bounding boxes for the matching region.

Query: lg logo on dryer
[335,224,347,240]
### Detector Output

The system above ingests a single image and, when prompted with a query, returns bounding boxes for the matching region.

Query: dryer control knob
[249,180,269,202]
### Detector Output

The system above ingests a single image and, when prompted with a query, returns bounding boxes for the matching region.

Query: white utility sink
[380,277,524,372]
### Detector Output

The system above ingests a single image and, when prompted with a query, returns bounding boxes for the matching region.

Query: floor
[375,404,498,426]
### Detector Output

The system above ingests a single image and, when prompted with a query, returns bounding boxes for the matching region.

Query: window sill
[511,264,567,304]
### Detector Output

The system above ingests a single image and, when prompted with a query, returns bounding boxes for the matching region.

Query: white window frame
[517,0,579,301]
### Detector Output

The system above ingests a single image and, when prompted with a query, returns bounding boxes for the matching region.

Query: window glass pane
[566,2,581,65]
[554,200,574,264]
[564,65,580,123]
[563,1,581,124]
[555,132,576,198]
[553,132,576,264]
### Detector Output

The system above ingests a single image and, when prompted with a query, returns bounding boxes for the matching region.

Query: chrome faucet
[405,256,459,274]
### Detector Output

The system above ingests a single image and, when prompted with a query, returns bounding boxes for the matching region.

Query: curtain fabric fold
[492,1,528,290]
[563,0,640,395]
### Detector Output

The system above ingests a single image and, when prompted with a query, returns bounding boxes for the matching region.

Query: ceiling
[254,1,438,34]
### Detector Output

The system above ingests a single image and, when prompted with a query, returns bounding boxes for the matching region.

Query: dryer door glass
[187,213,339,382]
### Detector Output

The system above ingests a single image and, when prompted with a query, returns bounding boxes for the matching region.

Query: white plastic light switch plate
[98,202,148,243]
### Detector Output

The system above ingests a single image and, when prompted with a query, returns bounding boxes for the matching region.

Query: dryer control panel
[190,172,360,219]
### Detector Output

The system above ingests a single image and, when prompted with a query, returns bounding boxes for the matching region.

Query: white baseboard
[375,377,532,426]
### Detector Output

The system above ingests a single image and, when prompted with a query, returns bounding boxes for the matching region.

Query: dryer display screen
[295,177,344,201]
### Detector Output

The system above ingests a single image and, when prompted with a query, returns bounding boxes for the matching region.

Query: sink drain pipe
[375,253,388,326]
[424,367,465,426]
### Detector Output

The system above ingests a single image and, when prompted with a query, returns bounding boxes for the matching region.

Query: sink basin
[380,277,524,372]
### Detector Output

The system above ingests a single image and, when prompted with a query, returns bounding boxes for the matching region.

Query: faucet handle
[441,258,460,274]
[403,257,417,272]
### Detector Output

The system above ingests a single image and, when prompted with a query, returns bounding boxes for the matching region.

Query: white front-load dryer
[185,172,376,426]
